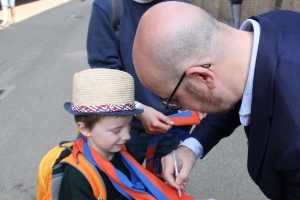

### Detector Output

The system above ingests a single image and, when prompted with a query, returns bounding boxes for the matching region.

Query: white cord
[134,101,143,118]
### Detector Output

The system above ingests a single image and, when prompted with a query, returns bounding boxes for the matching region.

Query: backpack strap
[61,154,107,200]
[109,0,124,71]
[109,0,123,35]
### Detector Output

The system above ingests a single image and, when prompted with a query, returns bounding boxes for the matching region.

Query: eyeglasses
[161,64,211,110]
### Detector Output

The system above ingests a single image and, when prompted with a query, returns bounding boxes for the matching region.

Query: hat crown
[72,69,135,106]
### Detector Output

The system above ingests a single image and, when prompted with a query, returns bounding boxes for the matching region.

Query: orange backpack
[36,142,106,200]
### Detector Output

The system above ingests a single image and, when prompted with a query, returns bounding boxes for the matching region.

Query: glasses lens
[161,99,182,110]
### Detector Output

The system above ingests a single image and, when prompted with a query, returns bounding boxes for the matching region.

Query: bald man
[133,2,300,199]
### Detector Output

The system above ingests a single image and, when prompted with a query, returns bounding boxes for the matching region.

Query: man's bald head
[133,2,220,92]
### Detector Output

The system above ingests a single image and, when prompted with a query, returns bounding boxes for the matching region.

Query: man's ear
[76,122,91,137]
[185,66,216,89]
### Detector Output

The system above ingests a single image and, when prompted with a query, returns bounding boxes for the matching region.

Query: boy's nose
[122,131,131,141]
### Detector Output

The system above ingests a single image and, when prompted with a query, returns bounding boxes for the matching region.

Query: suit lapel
[247,15,278,183]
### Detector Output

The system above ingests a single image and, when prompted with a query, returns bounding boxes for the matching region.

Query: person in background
[132,2,300,199]
[86,0,191,177]
[0,0,15,27]
[229,0,243,29]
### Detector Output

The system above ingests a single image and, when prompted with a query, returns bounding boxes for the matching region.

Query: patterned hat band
[71,102,135,113]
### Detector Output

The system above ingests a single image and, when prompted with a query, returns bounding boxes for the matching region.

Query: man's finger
[161,155,181,190]
[175,147,196,185]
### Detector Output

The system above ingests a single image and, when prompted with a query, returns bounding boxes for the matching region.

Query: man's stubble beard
[184,81,236,114]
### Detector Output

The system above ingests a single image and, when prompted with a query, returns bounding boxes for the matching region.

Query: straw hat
[64,69,143,116]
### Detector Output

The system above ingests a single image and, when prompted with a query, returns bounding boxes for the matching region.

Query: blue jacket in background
[87,0,189,130]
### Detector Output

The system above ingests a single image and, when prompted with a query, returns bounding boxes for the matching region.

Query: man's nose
[197,112,207,119]
[179,107,187,111]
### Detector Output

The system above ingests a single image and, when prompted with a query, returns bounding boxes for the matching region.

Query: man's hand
[136,105,173,135]
[161,146,196,191]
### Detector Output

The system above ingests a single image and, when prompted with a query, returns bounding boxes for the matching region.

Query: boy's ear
[185,66,216,89]
[76,122,91,137]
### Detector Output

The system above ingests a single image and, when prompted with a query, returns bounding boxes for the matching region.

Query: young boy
[59,68,193,200]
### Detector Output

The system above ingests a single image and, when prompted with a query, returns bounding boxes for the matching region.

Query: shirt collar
[238,19,261,126]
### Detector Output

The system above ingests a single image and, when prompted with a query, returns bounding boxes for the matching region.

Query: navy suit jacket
[191,10,300,199]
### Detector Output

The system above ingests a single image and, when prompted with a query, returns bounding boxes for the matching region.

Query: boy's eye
[113,130,121,134]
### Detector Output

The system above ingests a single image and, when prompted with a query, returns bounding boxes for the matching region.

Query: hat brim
[64,102,144,116]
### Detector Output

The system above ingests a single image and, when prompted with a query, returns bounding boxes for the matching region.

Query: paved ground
[1,0,71,25]
[0,0,268,199]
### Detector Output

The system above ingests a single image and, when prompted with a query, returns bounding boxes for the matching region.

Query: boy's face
[78,115,133,159]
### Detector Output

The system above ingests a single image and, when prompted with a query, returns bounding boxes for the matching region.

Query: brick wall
[281,0,300,11]
[191,0,300,26]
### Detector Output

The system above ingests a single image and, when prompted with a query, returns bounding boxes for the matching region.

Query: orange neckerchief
[72,136,194,200]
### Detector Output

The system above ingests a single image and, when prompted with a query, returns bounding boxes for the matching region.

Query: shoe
[0,22,9,27]
[9,20,14,25]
